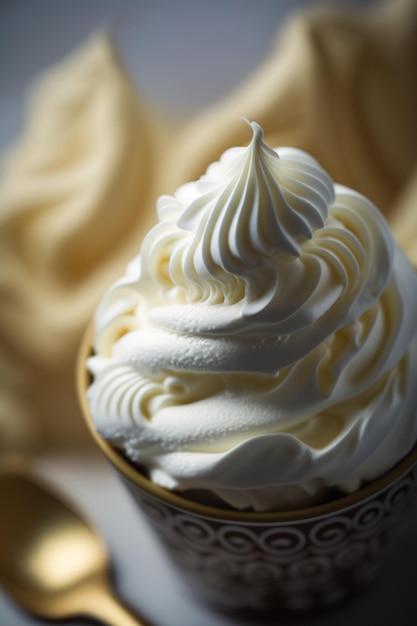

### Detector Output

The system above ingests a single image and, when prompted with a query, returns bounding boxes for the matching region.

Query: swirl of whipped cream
[87,121,417,511]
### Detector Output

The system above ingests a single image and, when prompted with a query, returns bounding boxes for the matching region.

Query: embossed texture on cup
[77,326,417,611]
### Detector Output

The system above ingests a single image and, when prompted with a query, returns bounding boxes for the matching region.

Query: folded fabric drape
[0,0,416,450]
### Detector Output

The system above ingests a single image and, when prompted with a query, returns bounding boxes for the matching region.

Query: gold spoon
[0,458,151,626]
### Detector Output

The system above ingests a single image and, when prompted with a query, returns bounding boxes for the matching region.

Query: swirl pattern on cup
[122,464,417,610]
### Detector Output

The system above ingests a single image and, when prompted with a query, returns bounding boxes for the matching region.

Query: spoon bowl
[0,458,149,626]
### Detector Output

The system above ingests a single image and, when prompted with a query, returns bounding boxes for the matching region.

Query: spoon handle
[81,580,152,626]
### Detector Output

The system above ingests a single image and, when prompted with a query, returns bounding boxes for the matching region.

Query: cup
[77,324,417,612]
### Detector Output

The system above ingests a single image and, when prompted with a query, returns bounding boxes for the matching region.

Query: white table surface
[2,1,415,625]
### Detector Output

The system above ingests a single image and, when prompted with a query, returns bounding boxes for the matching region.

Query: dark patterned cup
[77,326,417,612]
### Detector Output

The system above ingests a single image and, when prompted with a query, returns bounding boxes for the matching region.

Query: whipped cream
[87,121,417,511]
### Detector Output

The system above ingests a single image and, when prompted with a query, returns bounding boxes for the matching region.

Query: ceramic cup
[77,326,417,612]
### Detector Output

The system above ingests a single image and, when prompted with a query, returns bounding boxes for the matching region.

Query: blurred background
[0,0,383,149]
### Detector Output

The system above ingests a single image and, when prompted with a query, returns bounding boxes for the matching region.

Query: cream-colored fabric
[0,0,416,450]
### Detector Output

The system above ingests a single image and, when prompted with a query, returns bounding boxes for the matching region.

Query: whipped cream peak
[139,123,335,318]
[177,119,334,257]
